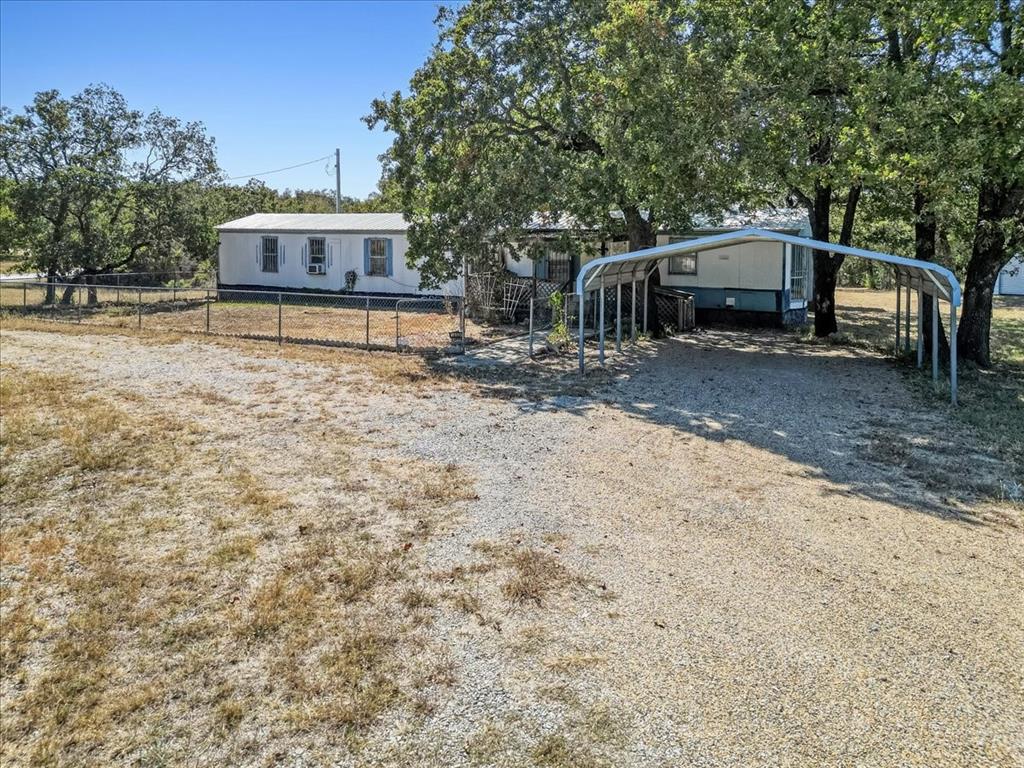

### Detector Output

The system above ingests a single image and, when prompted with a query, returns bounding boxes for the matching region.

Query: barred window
[368,238,388,276]
[535,246,571,284]
[261,236,278,273]
[308,237,326,266]
[791,246,809,300]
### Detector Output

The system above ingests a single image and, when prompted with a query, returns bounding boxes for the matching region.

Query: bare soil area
[1,323,1021,767]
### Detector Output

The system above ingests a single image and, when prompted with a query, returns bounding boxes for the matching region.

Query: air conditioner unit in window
[307,263,326,275]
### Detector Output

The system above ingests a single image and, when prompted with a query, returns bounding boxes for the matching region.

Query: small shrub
[546,291,571,353]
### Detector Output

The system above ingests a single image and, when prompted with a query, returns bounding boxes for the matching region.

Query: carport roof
[576,228,961,306]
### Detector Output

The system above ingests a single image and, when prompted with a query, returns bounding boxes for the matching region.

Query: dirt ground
[1,316,1022,767]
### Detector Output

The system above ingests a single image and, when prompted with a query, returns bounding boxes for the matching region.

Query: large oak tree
[0,85,219,297]
[365,0,736,289]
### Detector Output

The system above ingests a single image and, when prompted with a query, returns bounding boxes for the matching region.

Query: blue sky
[0,0,456,197]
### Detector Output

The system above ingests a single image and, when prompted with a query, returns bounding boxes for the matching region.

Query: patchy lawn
[1,323,1022,767]
[823,288,1024,481]
[0,351,478,764]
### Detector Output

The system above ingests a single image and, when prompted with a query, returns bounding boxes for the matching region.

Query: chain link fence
[0,281,469,353]
[1,269,217,289]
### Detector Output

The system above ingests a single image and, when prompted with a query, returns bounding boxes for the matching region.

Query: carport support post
[895,272,902,354]
[642,271,651,334]
[577,288,586,374]
[598,276,606,366]
[904,280,911,353]
[528,297,534,358]
[916,284,923,368]
[950,303,958,405]
[931,295,939,382]
[630,278,637,343]
[615,275,622,354]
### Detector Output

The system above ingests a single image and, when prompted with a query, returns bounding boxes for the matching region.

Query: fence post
[528,297,534,358]
[116,274,120,305]
[278,293,283,345]
[459,296,466,354]
[77,284,82,323]
[137,288,142,330]
[206,289,211,333]
[395,300,401,351]
[23,282,27,310]
[365,296,370,349]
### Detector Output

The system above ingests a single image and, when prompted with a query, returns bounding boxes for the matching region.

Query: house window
[667,236,697,275]
[791,246,809,300]
[668,254,698,275]
[308,237,326,268]
[535,246,571,284]
[367,238,388,276]
[261,236,278,273]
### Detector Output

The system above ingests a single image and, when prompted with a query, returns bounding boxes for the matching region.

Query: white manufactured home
[506,208,814,325]
[216,213,461,296]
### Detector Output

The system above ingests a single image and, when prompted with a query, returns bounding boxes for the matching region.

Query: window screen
[368,238,388,276]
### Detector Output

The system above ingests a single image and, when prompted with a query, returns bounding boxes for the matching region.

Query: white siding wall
[654,238,785,290]
[217,232,460,296]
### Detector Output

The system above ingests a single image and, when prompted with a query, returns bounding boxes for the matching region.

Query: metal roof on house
[216,207,809,236]
[216,213,409,233]
[691,207,810,233]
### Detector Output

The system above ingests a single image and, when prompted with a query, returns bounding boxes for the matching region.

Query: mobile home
[216,213,461,296]
[506,208,813,326]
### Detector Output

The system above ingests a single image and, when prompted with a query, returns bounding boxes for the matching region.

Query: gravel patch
[2,327,1021,767]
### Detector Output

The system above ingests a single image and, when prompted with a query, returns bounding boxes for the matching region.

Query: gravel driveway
[2,327,1021,767]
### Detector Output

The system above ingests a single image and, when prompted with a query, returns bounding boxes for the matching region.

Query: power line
[223,154,333,181]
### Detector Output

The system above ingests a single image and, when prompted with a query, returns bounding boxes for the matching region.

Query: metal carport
[574,228,962,404]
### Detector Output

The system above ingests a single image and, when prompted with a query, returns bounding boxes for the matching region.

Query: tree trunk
[810,183,859,337]
[957,181,1022,367]
[913,187,949,361]
[808,183,849,336]
[622,206,662,335]
[45,268,57,305]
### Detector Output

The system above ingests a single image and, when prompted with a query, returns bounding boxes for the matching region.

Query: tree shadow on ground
[432,326,1017,526]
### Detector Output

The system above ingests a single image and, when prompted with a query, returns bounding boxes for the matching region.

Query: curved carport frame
[575,228,962,404]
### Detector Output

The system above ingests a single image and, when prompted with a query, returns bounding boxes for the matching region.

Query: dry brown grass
[501,547,572,607]
[0,315,445,388]
[827,288,1024,478]
[0,362,476,765]
[0,288,511,349]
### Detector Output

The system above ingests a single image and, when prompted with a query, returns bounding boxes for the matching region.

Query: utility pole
[334,148,341,213]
